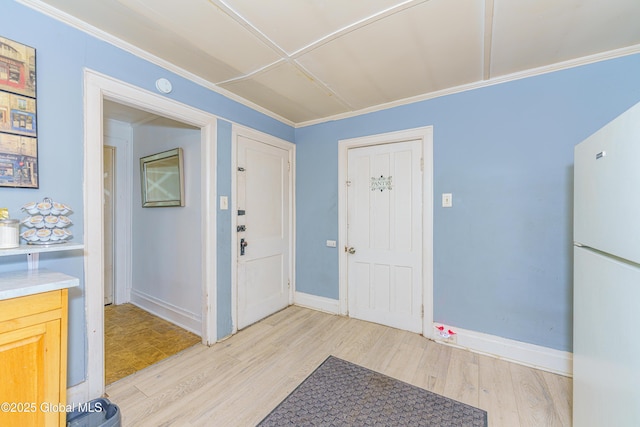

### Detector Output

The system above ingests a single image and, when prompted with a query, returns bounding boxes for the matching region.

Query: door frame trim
[82,69,218,401]
[230,124,296,334]
[338,126,434,338]
[102,144,116,305]
[103,120,134,306]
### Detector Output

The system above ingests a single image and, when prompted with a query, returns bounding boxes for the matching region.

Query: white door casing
[347,140,423,333]
[103,123,133,306]
[233,127,294,331]
[338,127,433,337]
[81,69,217,403]
[103,145,115,305]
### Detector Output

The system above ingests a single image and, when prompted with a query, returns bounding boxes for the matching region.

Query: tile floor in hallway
[104,303,201,385]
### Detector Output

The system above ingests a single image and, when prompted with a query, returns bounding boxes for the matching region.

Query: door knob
[346,247,356,254]
[240,238,248,256]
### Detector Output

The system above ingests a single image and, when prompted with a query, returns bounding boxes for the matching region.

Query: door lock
[237,225,246,232]
[345,246,356,254]
[240,238,248,256]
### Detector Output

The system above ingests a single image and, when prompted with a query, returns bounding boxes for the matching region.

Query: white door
[237,135,290,329]
[347,140,423,333]
[103,145,115,305]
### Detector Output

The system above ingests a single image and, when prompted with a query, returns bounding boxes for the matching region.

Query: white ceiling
[103,100,158,124]
[26,0,640,125]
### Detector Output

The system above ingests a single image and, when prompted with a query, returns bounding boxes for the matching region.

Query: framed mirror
[140,148,185,207]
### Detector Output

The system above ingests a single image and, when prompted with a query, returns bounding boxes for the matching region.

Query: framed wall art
[0,36,38,188]
[140,148,185,207]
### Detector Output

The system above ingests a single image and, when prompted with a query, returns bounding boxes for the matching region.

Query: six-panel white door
[347,140,423,333]
[237,135,290,329]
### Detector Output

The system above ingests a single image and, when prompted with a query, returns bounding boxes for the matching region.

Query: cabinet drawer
[0,290,62,323]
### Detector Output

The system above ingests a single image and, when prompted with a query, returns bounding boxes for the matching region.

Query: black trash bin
[66,398,121,427]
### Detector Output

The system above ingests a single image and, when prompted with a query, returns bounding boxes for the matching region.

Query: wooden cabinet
[0,288,69,427]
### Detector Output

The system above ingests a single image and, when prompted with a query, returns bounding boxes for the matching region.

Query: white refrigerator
[573,101,640,426]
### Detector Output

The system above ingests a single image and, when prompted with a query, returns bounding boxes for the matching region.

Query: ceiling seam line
[294,43,640,127]
[208,0,289,58]
[483,0,495,80]
[291,61,356,111]
[218,57,354,112]
[209,0,431,82]
[216,59,288,85]
[288,0,431,59]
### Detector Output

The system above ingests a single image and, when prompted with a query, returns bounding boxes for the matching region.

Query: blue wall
[295,54,640,352]
[4,1,640,388]
[216,119,233,337]
[1,2,294,387]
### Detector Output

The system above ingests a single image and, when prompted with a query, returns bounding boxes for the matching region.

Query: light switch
[326,240,337,247]
[442,193,452,208]
[220,196,228,210]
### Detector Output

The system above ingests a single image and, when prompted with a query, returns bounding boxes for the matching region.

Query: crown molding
[296,43,640,128]
[17,0,295,127]
[18,0,640,129]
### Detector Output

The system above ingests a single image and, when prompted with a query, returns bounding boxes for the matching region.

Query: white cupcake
[50,228,66,241]
[36,228,51,241]
[22,201,39,215]
[28,215,44,228]
[37,201,52,215]
[51,202,64,215]
[21,228,38,242]
[57,215,72,227]
[44,215,59,228]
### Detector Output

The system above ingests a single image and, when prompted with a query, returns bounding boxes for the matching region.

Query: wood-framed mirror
[139,148,185,207]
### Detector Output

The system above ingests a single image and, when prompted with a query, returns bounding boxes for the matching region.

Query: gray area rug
[257,355,488,426]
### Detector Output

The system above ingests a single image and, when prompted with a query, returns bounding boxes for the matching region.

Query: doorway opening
[82,70,218,400]
[101,100,205,385]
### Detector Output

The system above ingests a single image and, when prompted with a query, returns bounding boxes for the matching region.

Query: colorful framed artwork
[0,36,38,188]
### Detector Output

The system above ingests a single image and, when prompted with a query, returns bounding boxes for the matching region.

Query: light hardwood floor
[105,306,572,426]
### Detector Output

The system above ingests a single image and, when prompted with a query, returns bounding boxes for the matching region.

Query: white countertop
[0,268,79,300]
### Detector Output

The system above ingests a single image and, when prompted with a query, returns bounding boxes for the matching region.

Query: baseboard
[430,323,573,377]
[294,291,340,314]
[130,289,202,335]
